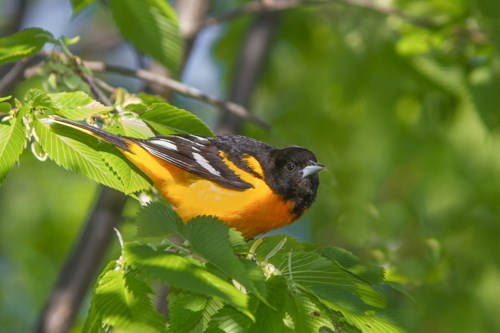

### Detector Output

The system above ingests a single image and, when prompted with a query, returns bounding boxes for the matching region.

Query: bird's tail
[48,115,130,151]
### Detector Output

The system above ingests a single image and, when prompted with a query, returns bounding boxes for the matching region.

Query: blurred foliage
[1,0,500,332]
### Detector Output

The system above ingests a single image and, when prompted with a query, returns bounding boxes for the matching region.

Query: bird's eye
[285,162,296,171]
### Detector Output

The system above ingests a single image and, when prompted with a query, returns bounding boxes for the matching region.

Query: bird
[49,116,324,238]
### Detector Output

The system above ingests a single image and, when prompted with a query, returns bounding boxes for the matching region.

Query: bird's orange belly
[124,146,297,238]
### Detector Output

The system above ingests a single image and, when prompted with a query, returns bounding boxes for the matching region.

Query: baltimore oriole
[49,116,324,238]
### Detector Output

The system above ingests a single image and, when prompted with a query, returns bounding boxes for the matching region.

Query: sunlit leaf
[140,103,214,136]
[168,292,209,333]
[85,266,166,332]
[289,292,335,333]
[48,91,112,119]
[0,28,54,64]
[186,216,265,298]
[109,0,182,73]
[124,242,253,320]
[0,106,28,184]
[136,201,185,239]
[34,117,126,191]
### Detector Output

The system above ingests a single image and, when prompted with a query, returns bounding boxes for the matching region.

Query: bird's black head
[265,147,324,216]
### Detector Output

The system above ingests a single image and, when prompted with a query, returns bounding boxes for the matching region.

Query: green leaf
[34,117,126,192]
[248,276,289,333]
[83,261,115,333]
[168,292,210,333]
[336,310,403,333]
[108,113,155,139]
[0,106,28,184]
[41,114,151,194]
[87,268,166,333]
[124,242,253,319]
[0,28,54,64]
[25,88,57,110]
[228,228,248,255]
[109,0,181,73]
[0,102,10,114]
[0,96,12,103]
[70,0,95,15]
[278,251,356,307]
[204,276,290,333]
[186,217,264,297]
[205,305,252,333]
[251,235,303,265]
[289,292,335,333]
[140,103,214,136]
[96,142,151,194]
[48,91,112,119]
[136,201,185,239]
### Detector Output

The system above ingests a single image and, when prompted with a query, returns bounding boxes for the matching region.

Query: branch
[33,187,128,333]
[199,0,438,33]
[217,11,281,134]
[82,60,270,130]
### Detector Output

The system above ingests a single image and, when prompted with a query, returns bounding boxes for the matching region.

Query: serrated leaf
[109,0,181,73]
[0,28,54,64]
[83,261,116,333]
[251,235,303,265]
[70,0,95,15]
[136,201,185,239]
[34,117,126,191]
[289,292,335,333]
[96,142,151,194]
[124,243,253,320]
[89,268,166,333]
[25,88,57,110]
[48,91,112,119]
[205,305,252,333]
[278,251,355,298]
[186,217,264,298]
[140,103,213,136]
[168,292,210,333]
[0,106,28,184]
[228,228,248,255]
[107,113,155,139]
[337,310,403,333]
[318,247,359,269]
[248,276,289,333]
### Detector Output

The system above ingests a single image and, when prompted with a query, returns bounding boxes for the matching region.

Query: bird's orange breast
[123,143,297,238]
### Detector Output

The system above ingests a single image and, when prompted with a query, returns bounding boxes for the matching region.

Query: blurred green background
[2,0,500,332]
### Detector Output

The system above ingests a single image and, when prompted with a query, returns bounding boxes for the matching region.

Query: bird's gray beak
[302,161,325,178]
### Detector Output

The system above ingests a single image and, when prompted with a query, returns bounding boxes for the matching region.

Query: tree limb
[216,11,280,134]
[82,60,270,130]
[33,187,128,333]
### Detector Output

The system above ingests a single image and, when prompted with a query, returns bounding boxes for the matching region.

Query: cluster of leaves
[0,2,406,332]
[0,88,211,188]
[0,84,405,332]
[85,201,404,333]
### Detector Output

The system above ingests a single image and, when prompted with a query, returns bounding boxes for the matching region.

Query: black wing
[135,134,253,190]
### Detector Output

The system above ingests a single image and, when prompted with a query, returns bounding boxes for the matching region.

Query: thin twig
[0,55,43,95]
[83,61,270,130]
[82,73,113,106]
[199,0,438,33]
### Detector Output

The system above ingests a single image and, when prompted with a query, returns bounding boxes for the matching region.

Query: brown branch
[199,0,438,33]
[82,60,270,130]
[216,11,281,134]
[33,187,128,333]
[0,55,44,95]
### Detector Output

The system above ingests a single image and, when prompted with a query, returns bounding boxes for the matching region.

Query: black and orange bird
[50,116,324,238]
